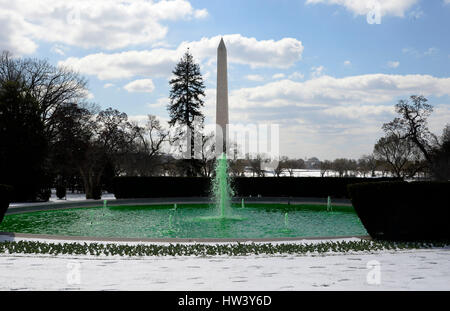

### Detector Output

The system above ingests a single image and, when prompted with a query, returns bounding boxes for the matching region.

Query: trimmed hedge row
[0,184,13,224]
[113,176,399,199]
[1,240,449,257]
[348,181,450,241]
[113,177,210,198]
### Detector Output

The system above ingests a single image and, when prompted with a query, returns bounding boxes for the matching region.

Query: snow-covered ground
[1,237,449,290]
[9,190,116,208]
[243,169,392,178]
[4,191,447,291]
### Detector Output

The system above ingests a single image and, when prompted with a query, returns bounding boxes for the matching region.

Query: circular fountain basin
[0,203,367,239]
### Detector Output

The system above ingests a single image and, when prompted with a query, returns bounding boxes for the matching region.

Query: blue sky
[1,0,450,160]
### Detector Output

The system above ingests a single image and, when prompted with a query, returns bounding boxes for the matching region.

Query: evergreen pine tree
[168,49,206,176]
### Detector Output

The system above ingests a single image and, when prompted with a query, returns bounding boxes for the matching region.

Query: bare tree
[199,132,216,177]
[319,160,332,177]
[229,159,247,177]
[382,96,437,165]
[283,158,305,177]
[374,134,423,178]
[138,115,169,158]
[75,108,140,199]
[273,156,288,177]
[247,154,265,177]
[0,51,88,141]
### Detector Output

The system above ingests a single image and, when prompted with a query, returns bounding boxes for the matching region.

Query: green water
[211,153,233,218]
[0,204,367,239]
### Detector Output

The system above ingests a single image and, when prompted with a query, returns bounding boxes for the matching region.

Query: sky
[1,0,450,160]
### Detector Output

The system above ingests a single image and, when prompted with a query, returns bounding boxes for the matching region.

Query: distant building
[305,157,320,169]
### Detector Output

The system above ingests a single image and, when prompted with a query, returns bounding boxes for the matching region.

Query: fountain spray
[168,214,173,228]
[212,153,233,218]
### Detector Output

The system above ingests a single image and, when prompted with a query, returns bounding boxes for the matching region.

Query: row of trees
[1,48,448,202]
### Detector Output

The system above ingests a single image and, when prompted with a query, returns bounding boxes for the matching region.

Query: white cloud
[0,0,208,54]
[311,66,325,78]
[0,11,38,55]
[227,74,450,110]
[408,7,424,19]
[59,35,304,80]
[81,90,95,99]
[387,61,400,68]
[288,72,305,80]
[148,97,169,109]
[103,83,115,89]
[50,44,67,56]
[403,47,439,57]
[343,60,351,66]
[424,47,439,55]
[218,73,450,159]
[124,79,155,93]
[272,73,286,80]
[323,105,395,119]
[194,8,209,19]
[246,75,264,82]
[177,34,304,69]
[306,0,419,18]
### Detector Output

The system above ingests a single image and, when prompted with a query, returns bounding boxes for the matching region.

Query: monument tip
[218,37,226,49]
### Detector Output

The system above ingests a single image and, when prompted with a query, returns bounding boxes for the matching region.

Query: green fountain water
[212,153,234,218]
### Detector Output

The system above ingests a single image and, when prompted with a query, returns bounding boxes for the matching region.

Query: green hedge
[113,176,399,199]
[1,240,449,257]
[0,184,13,224]
[348,181,450,241]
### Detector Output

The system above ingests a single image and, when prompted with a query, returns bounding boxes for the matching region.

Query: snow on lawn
[9,191,116,208]
[0,241,449,290]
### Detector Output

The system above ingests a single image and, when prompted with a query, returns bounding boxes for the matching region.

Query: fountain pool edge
[3,197,370,243]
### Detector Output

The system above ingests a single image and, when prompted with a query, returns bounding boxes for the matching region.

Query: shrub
[113,176,399,199]
[348,181,450,241]
[0,184,13,224]
[36,187,51,202]
[56,186,67,200]
[92,186,102,200]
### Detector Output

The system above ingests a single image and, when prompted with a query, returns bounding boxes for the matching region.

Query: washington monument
[216,38,229,155]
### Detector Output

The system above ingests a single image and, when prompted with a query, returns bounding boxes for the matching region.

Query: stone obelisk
[216,38,229,155]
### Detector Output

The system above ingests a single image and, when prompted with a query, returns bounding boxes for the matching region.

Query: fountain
[168,214,173,228]
[0,38,368,240]
[211,153,234,218]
